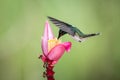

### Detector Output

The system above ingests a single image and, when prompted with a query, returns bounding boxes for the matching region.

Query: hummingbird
[48,16,100,42]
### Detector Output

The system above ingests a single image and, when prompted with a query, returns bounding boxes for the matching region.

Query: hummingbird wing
[48,16,75,36]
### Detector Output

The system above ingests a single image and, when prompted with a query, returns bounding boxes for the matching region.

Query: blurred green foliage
[0,0,120,80]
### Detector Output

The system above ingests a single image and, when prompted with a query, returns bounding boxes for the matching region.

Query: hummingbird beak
[57,35,60,39]
[57,30,67,39]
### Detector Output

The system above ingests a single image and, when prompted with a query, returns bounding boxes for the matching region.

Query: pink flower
[41,21,72,66]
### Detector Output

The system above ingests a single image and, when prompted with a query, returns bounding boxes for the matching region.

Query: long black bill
[58,30,67,39]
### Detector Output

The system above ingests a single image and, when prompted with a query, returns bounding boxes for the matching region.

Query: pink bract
[41,21,72,65]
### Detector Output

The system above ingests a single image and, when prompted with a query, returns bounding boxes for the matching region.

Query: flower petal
[47,44,66,62]
[41,22,48,55]
[46,21,54,39]
[62,42,72,52]
[41,21,54,56]
[47,42,72,65]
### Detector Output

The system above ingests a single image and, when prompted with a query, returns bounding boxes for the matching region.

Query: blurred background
[0,0,120,80]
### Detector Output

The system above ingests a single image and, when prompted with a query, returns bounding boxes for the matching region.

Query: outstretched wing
[48,16,75,36]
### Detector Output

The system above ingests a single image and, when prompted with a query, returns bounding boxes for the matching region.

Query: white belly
[71,35,86,42]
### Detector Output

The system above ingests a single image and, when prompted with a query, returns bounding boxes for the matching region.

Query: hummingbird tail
[83,33,100,38]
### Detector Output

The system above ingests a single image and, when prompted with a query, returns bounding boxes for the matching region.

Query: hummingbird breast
[71,35,85,42]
